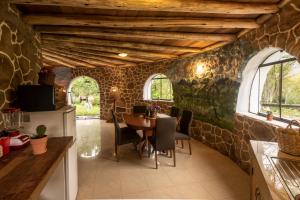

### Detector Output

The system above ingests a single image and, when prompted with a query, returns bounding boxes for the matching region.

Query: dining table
[123,113,170,158]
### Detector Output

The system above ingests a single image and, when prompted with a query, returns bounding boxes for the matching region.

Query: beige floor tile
[76,119,250,200]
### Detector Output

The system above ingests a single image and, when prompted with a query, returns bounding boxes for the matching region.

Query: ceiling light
[118,53,128,57]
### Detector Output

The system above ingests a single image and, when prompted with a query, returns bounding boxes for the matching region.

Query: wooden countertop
[0,136,73,200]
[250,140,300,200]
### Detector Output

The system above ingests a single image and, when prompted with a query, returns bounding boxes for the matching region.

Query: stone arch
[68,75,100,117]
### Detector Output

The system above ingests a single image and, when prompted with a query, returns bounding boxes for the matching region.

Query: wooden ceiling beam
[10,0,278,15]
[43,47,136,66]
[42,34,203,53]
[43,50,96,68]
[43,48,119,67]
[44,42,151,63]
[35,26,237,42]
[42,40,173,59]
[25,15,260,29]
[42,55,75,68]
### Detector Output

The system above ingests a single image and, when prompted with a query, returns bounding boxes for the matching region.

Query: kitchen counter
[250,140,300,200]
[0,136,73,200]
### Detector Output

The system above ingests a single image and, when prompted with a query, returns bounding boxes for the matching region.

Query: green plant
[31,125,47,139]
[267,111,273,115]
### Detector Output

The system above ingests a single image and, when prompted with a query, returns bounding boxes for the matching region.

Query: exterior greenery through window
[249,51,300,121]
[150,74,173,100]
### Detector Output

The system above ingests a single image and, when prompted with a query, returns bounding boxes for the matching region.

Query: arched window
[143,74,173,101]
[249,50,300,121]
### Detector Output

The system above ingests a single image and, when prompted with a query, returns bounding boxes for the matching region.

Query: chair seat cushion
[175,132,189,140]
[119,127,140,145]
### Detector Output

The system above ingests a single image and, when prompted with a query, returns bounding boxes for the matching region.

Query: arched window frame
[249,51,298,122]
[237,48,300,124]
[143,74,173,101]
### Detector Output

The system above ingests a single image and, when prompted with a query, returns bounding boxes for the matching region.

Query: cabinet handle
[255,187,261,200]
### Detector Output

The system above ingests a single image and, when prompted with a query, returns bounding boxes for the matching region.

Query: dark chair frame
[150,117,177,169]
[175,110,193,155]
[112,110,140,161]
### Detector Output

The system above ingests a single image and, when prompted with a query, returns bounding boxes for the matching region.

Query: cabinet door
[64,109,76,138]
[251,160,272,200]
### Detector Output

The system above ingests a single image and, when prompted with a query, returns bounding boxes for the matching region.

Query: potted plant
[266,111,273,121]
[148,105,161,118]
[30,125,48,155]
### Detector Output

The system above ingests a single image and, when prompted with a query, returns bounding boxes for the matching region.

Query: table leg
[139,130,152,159]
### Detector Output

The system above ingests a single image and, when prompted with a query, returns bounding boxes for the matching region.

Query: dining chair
[149,117,177,169]
[132,105,147,115]
[111,111,141,161]
[169,106,180,118]
[175,110,193,155]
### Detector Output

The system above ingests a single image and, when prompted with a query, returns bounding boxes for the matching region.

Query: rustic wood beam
[42,34,203,53]
[237,0,291,38]
[43,50,96,68]
[42,55,75,68]
[43,47,136,66]
[35,26,237,42]
[25,15,259,29]
[43,44,150,63]
[43,49,119,67]
[42,39,173,60]
[10,0,279,15]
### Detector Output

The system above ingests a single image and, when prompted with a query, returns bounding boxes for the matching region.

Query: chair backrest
[111,110,121,145]
[133,105,147,114]
[179,110,193,136]
[155,117,177,151]
[170,106,180,118]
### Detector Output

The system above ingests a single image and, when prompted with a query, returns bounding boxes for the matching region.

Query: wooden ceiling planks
[11,0,278,14]
[10,0,284,68]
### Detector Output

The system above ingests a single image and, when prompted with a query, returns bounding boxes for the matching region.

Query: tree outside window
[150,74,173,101]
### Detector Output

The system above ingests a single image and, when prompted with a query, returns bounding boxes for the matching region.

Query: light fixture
[196,63,205,75]
[118,53,128,57]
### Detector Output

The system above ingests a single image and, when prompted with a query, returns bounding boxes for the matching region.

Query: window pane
[282,61,300,119]
[259,64,280,117]
[151,79,161,99]
[150,74,173,100]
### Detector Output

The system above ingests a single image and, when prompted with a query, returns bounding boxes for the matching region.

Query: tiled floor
[76,119,250,200]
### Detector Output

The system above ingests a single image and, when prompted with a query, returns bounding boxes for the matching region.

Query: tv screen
[17,85,56,112]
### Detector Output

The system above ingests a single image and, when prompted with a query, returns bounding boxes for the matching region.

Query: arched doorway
[68,76,101,158]
[68,76,100,118]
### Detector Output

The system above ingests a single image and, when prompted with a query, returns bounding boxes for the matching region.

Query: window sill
[143,99,174,103]
[237,112,291,128]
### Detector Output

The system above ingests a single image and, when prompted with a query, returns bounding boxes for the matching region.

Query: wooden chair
[132,105,147,115]
[169,106,180,118]
[149,117,177,169]
[175,110,193,155]
[111,111,140,161]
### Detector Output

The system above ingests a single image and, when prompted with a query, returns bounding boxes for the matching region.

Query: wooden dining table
[124,113,170,158]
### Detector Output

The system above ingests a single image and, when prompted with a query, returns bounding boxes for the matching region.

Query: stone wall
[51,0,300,173]
[0,0,41,127]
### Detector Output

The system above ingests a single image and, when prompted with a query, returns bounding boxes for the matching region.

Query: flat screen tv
[17,85,56,112]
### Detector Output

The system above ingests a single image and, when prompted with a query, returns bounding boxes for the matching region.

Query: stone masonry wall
[52,0,300,173]
[0,0,42,127]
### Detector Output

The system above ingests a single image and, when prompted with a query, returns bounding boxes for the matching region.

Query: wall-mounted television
[17,85,56,112]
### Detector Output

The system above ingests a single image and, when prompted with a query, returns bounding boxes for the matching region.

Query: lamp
[110,86,120,113]
[196,63,205,75]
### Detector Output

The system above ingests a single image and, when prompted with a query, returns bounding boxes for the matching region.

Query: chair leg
[181,140,184,148]
[148,142,151,158]
[173,149,176,167]
[188,139,192,155]
[115,145,119,162]
[155,150,158,169]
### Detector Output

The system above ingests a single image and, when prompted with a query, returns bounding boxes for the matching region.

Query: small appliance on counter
[0,108,30,155]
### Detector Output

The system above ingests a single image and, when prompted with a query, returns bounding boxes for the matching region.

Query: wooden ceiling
[10,0,287,68]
